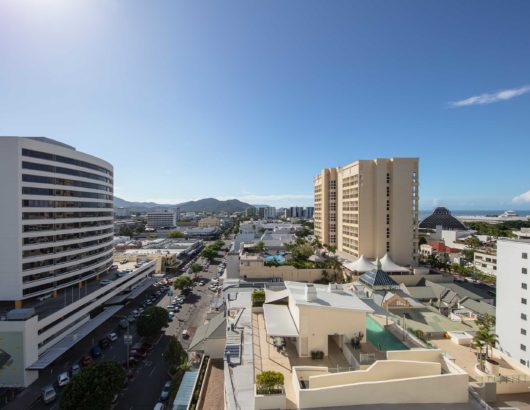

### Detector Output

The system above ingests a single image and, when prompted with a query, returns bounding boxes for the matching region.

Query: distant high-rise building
[146,210,177,229]
[314,158,419,266]
[496,239,530,369]
[263,206,277,219]
[304,207,314,219]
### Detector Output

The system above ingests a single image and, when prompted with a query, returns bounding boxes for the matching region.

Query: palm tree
[472,334,487,370]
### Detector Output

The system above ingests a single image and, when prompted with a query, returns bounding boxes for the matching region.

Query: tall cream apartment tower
[314,158,419,266]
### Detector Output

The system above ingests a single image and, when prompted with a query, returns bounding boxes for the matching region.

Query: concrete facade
[314,158,419,266]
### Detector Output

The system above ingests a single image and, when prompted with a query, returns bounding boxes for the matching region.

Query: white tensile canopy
[343,255,376,273]
[379,253,410,272]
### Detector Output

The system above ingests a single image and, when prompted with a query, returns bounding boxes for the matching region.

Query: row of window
[23,236,113,258]
[23,174,112,192]
[23,228,113,245]
[23,258,112,294]
[22,199,113,209]
[22,148,112,176]
[22,187,113,201]
[22,161,112,184]
[23,219,112,233]
[22,211,113,220]
[22,245,113,271]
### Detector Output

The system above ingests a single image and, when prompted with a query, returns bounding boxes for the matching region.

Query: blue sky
[1,0,530,209]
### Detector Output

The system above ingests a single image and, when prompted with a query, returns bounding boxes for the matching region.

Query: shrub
[310,350,324,360]
[256,371,284,395]
[251,290,265,307]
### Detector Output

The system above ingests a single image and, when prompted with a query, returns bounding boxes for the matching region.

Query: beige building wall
[295,305,367,357]
[313,168,338,247]
[198,216,220,227]
[315,158,419,266]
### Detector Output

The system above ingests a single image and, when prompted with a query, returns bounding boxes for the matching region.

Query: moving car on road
[160,381,171,401]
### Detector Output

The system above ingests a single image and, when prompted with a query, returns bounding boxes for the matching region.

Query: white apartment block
[314,158,419,266]
[146,210,177,228]
[0,137,156,387]
[0,137,115,304]
[473,251,497,276]
[496,239,530,368]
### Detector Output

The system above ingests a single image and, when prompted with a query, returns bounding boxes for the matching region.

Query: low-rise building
[198,216,220,227]
[473,250,497,276]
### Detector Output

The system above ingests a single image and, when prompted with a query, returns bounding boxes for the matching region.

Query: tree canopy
[168,230,185,239]
[256,371,284,395]
[190,263,202,274]
[136,306,168,338]
[59,361,125,410]
[173,275,193,290]
[201,246,218,261]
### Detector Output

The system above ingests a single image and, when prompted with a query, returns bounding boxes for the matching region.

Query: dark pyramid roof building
[419,207,467,230]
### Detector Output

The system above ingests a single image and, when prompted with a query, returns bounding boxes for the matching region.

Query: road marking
[149,365,157,377]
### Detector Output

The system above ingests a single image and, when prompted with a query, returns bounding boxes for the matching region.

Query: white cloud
[513,190,530,203]
[450,85,530,107]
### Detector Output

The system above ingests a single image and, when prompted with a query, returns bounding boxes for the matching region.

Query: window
[524,253,528,259]
[522,313,527,321]
[523,298,528,305]
[521,344,527,352]
[522,328,527,336]
[521,359,527,366]
[523,268,528,274]
[523,283,528,290]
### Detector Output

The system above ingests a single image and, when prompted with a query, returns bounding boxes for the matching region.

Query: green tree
[251,290,266,307]
[418,236,427,248]
[190,263,202,274]
[464,235,481,249]
[293,244,314,261]
[136,306,168,338]
[255,241,265,252]
[59,362,125,410]
[173,275,193,290]
[168,230,185,239]
[164,336,187,369]
[255,371,284,395]
[201,246,218,261]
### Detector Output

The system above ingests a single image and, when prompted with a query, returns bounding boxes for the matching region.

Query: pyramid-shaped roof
[359,268,399,289]
[419,207,467,230]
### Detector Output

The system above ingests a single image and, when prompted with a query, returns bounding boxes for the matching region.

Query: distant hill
[114,196,254,213]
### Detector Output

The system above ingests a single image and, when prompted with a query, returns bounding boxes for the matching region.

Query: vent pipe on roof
[305,283,317,302]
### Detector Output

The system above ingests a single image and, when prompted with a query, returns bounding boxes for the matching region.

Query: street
[9,243,227,410]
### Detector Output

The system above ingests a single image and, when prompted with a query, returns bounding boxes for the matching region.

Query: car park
[108,332,118,342]
[41,385,57,404]
[57,371,70,387]
[160,381,171,401]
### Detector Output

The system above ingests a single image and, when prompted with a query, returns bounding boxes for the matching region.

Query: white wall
[497,239,530,369]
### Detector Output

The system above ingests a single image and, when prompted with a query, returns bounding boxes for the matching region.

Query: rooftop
[283,281,374,312]
[419,207,468,230]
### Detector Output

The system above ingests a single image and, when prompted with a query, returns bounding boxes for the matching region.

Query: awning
[264,288,289,304]
[263,304,298,337]
[28,305,123,370]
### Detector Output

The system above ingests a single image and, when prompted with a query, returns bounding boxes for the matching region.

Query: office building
[263,206,277,219]
[0,137,156,388]
[314,158,419,266]
[304,206,314,219]
[496,239,530,368]
[146,209,177,229]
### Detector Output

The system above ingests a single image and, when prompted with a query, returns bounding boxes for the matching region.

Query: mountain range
[114,196,254,213]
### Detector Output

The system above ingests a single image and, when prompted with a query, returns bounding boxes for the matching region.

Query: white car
[100,279,112,286]
[108,332,118,342]
[42,385,57,404]
[57,372,70,387]
[132,309,140,318]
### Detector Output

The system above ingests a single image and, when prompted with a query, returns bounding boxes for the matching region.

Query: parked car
[57,371,70,387]
[99,337,110,349]
[71,363,81,376]
[132,309,140,318]
[81,355,93,367]
[90,346,102,359]
[130,349,147,359]
[167,314,173,322]
[160,381,171,401]
[37,293,53,302]
[119,319,129,329]
[100,279,112,286]
[182,329,189,339]
[41,385,57,404]
[127,315,135,323]
[120,259,128,264]
[108,332,118,342]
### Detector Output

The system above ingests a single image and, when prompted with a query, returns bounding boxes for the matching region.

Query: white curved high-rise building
[0,137,114,304]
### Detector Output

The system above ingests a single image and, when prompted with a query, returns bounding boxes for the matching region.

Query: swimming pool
[366,315,408,351]
[265,255,285,264]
